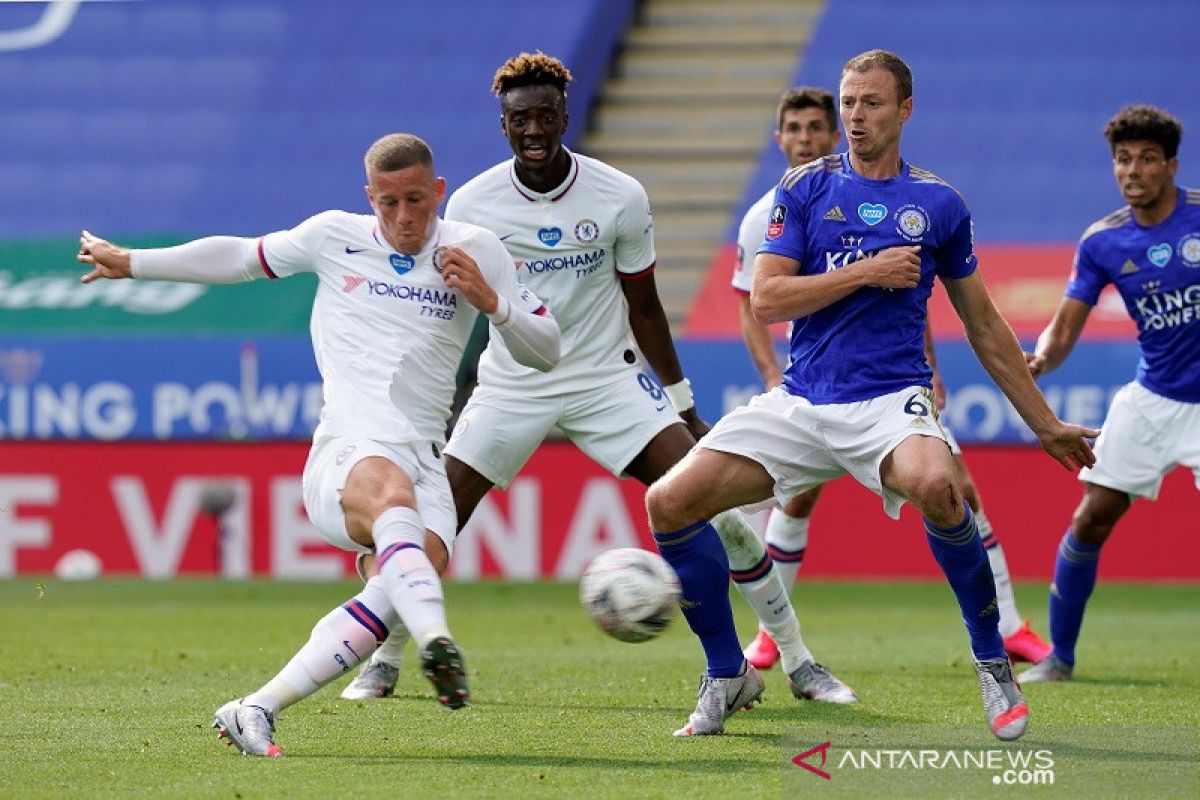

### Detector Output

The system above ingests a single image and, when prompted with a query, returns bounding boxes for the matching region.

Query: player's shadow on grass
[308,752,779,769]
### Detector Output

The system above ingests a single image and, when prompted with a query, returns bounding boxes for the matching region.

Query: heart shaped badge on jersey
[390,253,415,275]
[1147,243,1172,268]
[857,202,888,226]
[538,227,563,247]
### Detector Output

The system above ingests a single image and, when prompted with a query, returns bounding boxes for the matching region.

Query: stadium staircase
[578,0,825,331]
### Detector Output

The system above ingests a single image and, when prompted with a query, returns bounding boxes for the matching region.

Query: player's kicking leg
[645,446,789,735]
[633,422,854,711]
[213,579,396,756]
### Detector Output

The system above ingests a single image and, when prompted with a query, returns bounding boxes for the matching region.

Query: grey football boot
[673,664,765,736]
[788,660,858,704]
[340,659,401,700]
[974,657,1029,740]
[1018,653,1074,683]
[212,699,283,757]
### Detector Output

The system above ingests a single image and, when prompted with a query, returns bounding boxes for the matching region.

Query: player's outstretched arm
[1025,297,1092,378]
[944,272,1099,470]
[621,273,708,438]
[78,229,262,285]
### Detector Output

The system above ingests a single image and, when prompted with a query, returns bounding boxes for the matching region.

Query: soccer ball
[579,547,681,643]
[54,549,103,580]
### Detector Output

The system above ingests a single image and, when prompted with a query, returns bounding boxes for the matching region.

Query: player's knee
[784,488,820,517]
[1071,485,1129,545]
[342,482,416,519]
[645,480,691,532]
[1070,505,1118,546]
[906,470,959,521]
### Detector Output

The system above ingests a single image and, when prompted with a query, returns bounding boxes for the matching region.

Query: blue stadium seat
[736,0,1199,242]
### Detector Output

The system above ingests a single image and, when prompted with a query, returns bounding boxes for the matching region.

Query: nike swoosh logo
[234,711,244,735]
[499,233,516,241]
[345,246,366,254]
[655,404,667,412]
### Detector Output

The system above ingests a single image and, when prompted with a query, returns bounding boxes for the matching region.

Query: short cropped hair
[777,87,837,132]
[364,133,434,174]
[1104,105,1183,160]
[492,51,573,97]
[842,49,913,102]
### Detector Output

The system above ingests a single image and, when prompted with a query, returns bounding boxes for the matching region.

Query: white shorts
[445,365,680,488]
[700,385,949,519]
[1081,381,1200,500]
[943,423,962,456]
[301,434,458,555]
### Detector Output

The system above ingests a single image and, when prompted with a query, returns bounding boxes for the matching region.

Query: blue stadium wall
[0,0,636,236]
[2,0,1197,447]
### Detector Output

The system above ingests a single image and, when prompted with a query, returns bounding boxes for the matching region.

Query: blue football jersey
[1067,187,1200,403]
[759,153,977,404]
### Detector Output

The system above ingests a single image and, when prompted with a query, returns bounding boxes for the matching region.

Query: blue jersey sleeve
[936,214,978,280]
[1063,237,1108,306]
[758,183,808,264]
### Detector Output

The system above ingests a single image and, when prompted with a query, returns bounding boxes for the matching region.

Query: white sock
[978,509,1021,636]
[736,570,813,674]
[370,622,411,668]
[765,509,810,595]
[712,510,813,674]
[373,506,451,648]
[245,579,395,714]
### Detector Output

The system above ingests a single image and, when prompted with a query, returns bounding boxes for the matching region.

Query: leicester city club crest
[1178,234,1200,267]
[895,204,929,241]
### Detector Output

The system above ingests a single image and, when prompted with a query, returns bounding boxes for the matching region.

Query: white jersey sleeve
[258,210,340,278]
[131,236,262,284]
[613,179,656,276]
[732,189,775,294]
[469,229,560,371]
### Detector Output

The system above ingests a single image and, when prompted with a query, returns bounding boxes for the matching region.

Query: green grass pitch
[1,579,1196,799]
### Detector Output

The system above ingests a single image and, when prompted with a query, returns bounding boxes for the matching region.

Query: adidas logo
[1120,259,1138,274]
[823,205,846,222]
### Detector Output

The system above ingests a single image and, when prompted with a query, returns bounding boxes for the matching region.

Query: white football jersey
[446,150,655,395]
[259,211,544,444]
[732,187,774,294]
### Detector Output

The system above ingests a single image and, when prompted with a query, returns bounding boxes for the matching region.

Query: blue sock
[653,521,744,678]
[925,506,1006,661]
[1048,531,1101,665]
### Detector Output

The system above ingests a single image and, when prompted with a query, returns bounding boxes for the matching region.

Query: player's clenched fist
[861,245,922,289]
[436,245,499,314]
